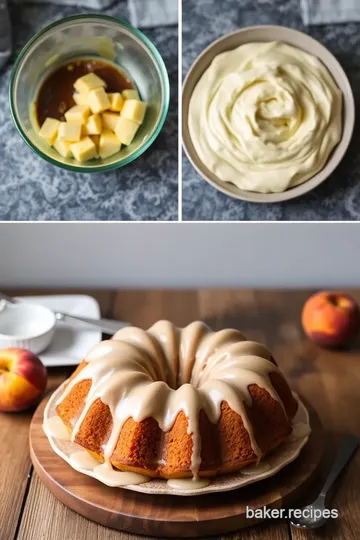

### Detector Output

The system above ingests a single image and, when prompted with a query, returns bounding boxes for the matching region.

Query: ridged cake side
[56,321,298,479]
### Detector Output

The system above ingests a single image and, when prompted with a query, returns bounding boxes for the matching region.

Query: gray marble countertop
[182,0,360,221]
[0,2,178,221]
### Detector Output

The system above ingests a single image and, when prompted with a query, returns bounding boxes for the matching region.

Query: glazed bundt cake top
[57,320,294,479]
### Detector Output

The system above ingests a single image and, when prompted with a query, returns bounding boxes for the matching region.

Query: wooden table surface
[1,289,359,540]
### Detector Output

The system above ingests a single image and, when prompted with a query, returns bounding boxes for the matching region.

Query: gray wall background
[0,223,358,288]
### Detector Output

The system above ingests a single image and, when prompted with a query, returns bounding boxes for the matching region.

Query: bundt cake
[55,320,298,481]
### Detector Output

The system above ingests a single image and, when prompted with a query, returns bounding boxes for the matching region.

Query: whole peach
[302,291,360,348]
[0,348,47,412]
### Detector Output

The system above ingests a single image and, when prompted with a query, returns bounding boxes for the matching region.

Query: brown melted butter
[35,58,134,127]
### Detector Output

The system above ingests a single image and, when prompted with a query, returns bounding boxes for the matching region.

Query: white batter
[188,41,342,193]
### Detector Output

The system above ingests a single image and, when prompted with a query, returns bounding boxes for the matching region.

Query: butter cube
[70,137,97,161]
[108,92,124,112]
[102,112,119,132]
[39,117,60,145]
[122,89,140,101]
[53,139,73,158]
[73,93,89,107]
[88,87,111,114]
[91,135,100,156]
[65,105,90,125]
[121,99,146,125]
[84,114,103,135]
[58,122,82,142]
[115,117,139,146]
[74,72,106,94]
[99,130,121,159]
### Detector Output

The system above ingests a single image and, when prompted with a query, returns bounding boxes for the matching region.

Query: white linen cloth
[128,0,178,28]
[301,0,360,25]
[0,0,177,69]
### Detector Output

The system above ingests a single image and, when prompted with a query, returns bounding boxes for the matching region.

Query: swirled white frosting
[188,41,342,193]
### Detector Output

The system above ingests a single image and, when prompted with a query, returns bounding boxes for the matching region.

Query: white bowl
[0,301,56,354]
[182,25,355,203]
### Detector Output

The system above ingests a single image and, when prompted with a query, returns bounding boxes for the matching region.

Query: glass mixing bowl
[9,14,170,172]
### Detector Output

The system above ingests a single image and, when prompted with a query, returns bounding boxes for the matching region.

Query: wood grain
[29,396,323,538]
[2,289,360,540]
[17,474,291,540]
[0,290,112,540]
[0,409,33,540]
[0,369,70,540]
[254,290,360,540]
[113,290,201,327]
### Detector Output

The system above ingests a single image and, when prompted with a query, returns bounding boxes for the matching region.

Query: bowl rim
[0,301,56,340]
[9,14,170,173]
[182,24,355,204]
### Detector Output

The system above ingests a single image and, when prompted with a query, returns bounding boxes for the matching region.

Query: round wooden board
[30,396,324,538]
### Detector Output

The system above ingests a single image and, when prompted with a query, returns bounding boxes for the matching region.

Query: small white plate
[16,295,101,367]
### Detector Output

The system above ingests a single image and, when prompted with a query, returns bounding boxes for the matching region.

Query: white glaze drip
[57,321,292,481]
[44,416,70,441]
[94,463,149,486]
[241,462,272,475]
[287,422,311,443]
[69,451,100,470]
[167,477,210,490]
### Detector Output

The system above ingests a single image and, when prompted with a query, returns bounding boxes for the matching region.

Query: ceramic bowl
[182,25,355,203]
[10,15,169,173]
[0,302,56,354]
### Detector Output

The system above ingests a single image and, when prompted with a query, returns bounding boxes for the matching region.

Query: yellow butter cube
[122,89,140,101]
[84,114,103,135]
[121,99,146,125]
[88,87,111,114]
[74,72,106,94]
[53,139,73,158]
[65,105,90,125]
[99,130,121,159]
[70,137,97,161]
[91,135,100,156]
[73,93,89,107]
[108,92,124,112]
[58,122,82,142]
[115,117,139,146]
[102,112,119,132]
[38,117,60,145]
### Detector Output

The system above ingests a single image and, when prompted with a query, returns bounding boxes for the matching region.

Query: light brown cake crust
[56,357,298,479]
